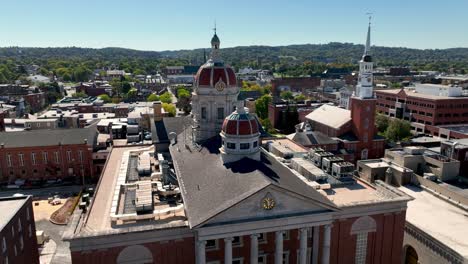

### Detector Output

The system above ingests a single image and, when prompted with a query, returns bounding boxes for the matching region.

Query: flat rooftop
[268,138,308,153]
[440,124,468,135]
[0,196,28,231]
[399,185,468,258]
[81,146,187,236]
[323,181,385,206]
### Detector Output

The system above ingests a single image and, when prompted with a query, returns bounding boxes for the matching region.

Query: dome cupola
[220,106,261,164]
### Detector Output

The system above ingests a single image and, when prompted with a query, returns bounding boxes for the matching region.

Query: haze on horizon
[0,0,467,51]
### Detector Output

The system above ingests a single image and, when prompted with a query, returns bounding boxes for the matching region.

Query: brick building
[0,126,98,184]
[289,23,385,162]
[0,84,46,114]
[271,77,321,98]
[0,195,39,264]
[375,84,468,137]
[67,30,410,264]
[268,101,320,132]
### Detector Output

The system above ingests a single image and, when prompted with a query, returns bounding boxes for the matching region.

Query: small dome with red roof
[220,106,261,164]
[221,108,259,136]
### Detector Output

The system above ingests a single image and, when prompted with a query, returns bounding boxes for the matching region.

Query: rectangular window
[6,154,12,167]
[258,233,267,244]
[78,150,83,163]
[217,107,224,120]
[201,107,207,119]
[2,237,6,253]
[43,152,48,164]
[206,239,218,250]
[227,142,236,149]
[232,236,242,247]
[258,254,267,264]
[18,153,24,167]
[28,225,32,238]
[31,152,36,165]
[67,150,72,162]
[240,143,250,149]
[232,259,243,264]
[282,251,289,264]
[253,141,258,148]
[54,152,60,164]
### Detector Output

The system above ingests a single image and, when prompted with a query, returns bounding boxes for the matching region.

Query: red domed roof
[221,110,259,136]
[195,62,237,87]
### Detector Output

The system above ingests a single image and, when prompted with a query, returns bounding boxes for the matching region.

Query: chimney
[153,101,162,121]
[0,111,5,132]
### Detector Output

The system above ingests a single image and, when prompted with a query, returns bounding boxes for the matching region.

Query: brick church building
[289,21,385,162]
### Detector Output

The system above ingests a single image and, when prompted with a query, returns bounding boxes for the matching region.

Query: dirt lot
[33,199,68,221]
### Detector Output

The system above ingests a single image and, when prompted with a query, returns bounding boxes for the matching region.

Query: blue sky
[0,0,467,51]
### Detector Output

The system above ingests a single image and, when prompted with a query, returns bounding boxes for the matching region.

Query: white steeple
[355,15,374,99]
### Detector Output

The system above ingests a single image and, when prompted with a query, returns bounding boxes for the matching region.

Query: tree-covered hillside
[1,43,467,83]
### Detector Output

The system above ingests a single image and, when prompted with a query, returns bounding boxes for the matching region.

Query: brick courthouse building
[67,27,411,264]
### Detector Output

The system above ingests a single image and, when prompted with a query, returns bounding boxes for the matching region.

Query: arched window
[361,149,368,160]
[117,245,153,264]
[351,216,376,264]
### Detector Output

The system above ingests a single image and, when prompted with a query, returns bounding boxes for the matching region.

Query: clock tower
[192,29,240,143]
[350,17,380,160]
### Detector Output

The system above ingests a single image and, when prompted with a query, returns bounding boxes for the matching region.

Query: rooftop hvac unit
[423,173,438,182]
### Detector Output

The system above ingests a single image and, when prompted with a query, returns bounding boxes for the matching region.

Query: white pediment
[201,185,333,226]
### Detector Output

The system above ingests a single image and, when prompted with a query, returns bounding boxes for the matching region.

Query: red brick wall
[0,197,39,264]
[0,144,95,183]
[24,93,46,112]
[271,77,321,97]
[71,237,195,264]
[327,211,406,264]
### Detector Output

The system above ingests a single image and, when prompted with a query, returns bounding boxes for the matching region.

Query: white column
[197,240,206,264]
[299,228,308,264]
[224,237,233,264]
[275,231,284,264]
[312,226,320,264]
[250,234,259,264]
[321,225,332,264]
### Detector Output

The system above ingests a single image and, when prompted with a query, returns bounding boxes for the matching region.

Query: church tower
[350,17,378,160]
[356,18,374,99]
[192,29,240,143]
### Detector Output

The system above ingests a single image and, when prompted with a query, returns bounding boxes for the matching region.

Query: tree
[98,94,112,103]
[121,82,132,94]
[162,103,176,117]
[260,118,273,133]
[385,119,412,142]
[176,88,191,114]
[72,92,87,98]
[280,91,294,101]
[255,94,272,120]
[127,88,138,99]
[294,94,306,102]
[375,114,390,134]
[177,88,190,98]
[159,92,173,104]
[147,94,160,102]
